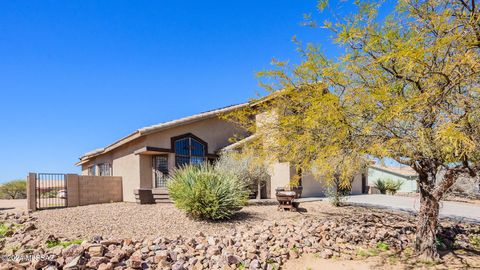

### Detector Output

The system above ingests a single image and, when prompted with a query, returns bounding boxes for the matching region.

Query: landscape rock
[62,244,84,258]
[0,206,478,270]
[88,244,105,257]
[63,255,85,270]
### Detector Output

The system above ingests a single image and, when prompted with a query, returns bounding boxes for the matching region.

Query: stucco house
[76,102,364,203]
[367,165,418,193]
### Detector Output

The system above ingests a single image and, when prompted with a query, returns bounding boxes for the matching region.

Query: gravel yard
[32,201,353,240]
[3,201,479,269]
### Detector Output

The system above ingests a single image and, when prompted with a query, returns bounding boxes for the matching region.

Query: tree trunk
[415,183,440,259]
[256,181,261,200]
[412,162,471,260]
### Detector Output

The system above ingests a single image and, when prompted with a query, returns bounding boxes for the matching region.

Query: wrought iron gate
[35,173,67,210]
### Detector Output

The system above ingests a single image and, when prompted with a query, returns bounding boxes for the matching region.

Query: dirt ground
[0,199,27,212]
[283,254,381,270]
[283,252,480,270]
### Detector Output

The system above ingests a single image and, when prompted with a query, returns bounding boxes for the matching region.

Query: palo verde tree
[0,179,27,199]
[228,0,480,260]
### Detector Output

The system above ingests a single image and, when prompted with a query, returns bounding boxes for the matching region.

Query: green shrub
[470,235,480,249]
[167,163,249,220]
[373,179,387,194]
[326,178,352,207]
[0,223,9,237]
[384,179,404,194]
[215,151,269,199]
[373,179,403,194]
[46,239,83,248]
[376,241,390,251]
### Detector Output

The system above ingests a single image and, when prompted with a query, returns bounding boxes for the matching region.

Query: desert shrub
[326,175,352,206]
[215,151,270,199]
[167,163,249,220]
[384,179,404,195]
[373,179,387,194]
[0,223,9,237]
[373,179,403,195]
[0,180,26,199]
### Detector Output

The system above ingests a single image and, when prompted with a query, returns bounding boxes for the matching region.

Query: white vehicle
[57,189,67,199]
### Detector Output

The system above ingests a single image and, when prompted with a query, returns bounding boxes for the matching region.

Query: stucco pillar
[27,173,37,211]
[139,155,153,189]
[66,174,80,207]
[269,162,295,198]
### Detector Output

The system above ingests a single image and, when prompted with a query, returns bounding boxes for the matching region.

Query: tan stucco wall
[111,141,143,202]
[141,117,244,155]
[81,152,114,175]
[268,162,364,198]
[300,173,363,197]
[269,162,295,198]
[80,116,247,202]
[77,176,123,205]
[351,173,363,195]
[301,173,327,197]
[139,154,153,189]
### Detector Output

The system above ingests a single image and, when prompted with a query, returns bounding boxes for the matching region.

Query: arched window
[173,134,207,167]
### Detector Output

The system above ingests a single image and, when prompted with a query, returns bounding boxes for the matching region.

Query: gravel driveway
[346,194,480,222]
[32,201,345,240]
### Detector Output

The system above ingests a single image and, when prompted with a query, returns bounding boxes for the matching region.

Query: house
[76,102,364,203]
[367,165,418,193]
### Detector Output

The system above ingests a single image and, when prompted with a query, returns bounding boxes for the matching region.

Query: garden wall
[27,173,123,211]
[66,174,123,207]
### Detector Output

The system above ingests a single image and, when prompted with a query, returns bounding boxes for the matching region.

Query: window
[98,163,112,176]
[153,155,169,187]
[87,165,96,176]
[173,135,206,167]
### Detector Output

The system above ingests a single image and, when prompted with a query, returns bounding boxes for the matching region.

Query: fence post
[65,174,80,207]
[27,173,37,211]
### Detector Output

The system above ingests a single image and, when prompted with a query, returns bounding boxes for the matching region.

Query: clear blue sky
[0,1,393,182]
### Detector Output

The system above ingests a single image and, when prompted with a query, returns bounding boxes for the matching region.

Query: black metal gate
[36,173,67,210]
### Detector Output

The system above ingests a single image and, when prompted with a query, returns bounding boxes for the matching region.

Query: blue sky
[0,1,392,182]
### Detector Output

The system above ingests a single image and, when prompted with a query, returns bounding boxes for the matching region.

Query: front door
[153,155,169,188]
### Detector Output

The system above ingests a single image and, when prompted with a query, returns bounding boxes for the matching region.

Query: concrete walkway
[346,194,480,222]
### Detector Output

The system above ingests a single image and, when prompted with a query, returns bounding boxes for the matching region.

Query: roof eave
[76,102,249,165]
[369,165,418,178]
